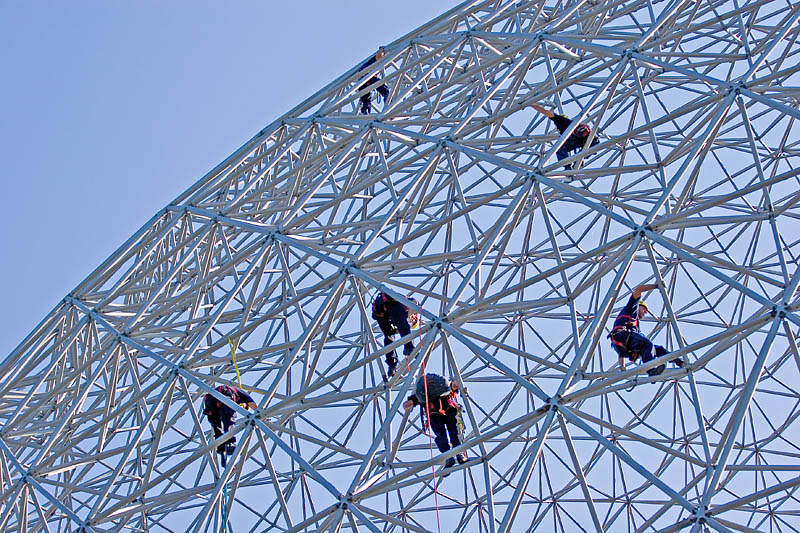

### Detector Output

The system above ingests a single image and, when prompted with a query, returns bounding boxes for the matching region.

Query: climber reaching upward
[609,283,685,376]
[530,103,599,169]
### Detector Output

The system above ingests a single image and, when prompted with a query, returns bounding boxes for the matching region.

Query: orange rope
[403,302,442,529]
[421,362,442,533]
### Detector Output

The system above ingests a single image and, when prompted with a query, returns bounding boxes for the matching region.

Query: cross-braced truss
[2,0,800,531]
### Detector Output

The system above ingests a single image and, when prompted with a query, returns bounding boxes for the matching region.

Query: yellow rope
[229,338,243,389]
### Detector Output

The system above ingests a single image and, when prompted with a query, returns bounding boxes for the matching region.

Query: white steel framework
[2,0,800,531]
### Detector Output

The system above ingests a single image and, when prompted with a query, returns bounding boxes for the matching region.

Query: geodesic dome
[2,0,800,531]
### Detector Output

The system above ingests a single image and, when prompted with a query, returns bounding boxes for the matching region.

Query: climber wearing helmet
[609,283,685,376]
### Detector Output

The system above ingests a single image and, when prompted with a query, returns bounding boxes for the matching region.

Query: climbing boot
[656,345,684,368]
[386,355,398,378]
[224,442,236,456]
[647,364,666,377]
[440,457,456,477]
[456,453,467,465]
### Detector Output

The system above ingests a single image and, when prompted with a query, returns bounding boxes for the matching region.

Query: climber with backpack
[402,373,467,473]
[530,103,599,169]
[203,385,257,465]
[372,292,418,378]
[609,283,685,377]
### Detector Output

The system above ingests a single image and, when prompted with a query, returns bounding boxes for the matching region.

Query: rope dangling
[220,482,229,533]
[421,363,442,533]
[229,338,243,389]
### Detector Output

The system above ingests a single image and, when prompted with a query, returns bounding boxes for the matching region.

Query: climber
[203,385,257,465]
[609,283,685,377]
[357,47,390,114]
[372,292,418,378]
[530,103,599,169]
[402,373,467,473]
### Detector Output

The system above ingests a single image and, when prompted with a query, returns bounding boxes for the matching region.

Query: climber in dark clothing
[372,292,418,377]
[609,283,685,377]
[531,103,599,169]
[203,385,257,464]
[357,47,390,114]
[403,374,466,471]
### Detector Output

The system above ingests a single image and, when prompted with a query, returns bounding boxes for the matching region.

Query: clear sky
[0,1,452,358]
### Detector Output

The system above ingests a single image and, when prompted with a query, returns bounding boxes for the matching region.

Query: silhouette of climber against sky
[530,103,598,169]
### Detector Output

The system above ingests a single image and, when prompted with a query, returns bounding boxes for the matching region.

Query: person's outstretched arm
[530,103,555,118]
[632,283,659,299]
[236,389,258,410]
[403,395,419,411]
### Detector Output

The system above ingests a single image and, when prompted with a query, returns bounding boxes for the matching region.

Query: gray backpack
[415,373,450,403]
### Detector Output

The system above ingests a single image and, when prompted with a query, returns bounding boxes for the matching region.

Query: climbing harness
[456,405,466,458]
[408,306,420,329]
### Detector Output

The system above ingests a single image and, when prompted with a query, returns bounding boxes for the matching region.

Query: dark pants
[375,301,414,365]
[429,409,461,453]
[359,75,389,114]
[611,329,656,363]
[207,414,235,454]
[556,135,599,168]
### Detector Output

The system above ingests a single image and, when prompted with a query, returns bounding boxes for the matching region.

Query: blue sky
[0,1,452,358]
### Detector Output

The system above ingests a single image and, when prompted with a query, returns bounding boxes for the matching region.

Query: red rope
[404,303,442,530]
[421,361,442,533]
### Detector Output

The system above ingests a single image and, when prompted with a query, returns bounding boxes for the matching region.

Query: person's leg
[375,314,396,340]
[629,333,663,376]
[656,345,685,367]
[377,84,389,103]
[445,410,466,463]
[629,332,654,362]
[375,315,398,374]
[611,330,636,369]
[430,414,456,470]
[556,146,572,169]
[444,411,461,448]
[388,302,414,356]
[358,75,381,114]
[559,137,586,168]
[429,415,450,454]
[222,417,236,455]
[359,93,371,114]
[209,415,225,455]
